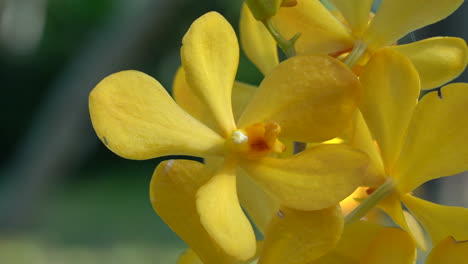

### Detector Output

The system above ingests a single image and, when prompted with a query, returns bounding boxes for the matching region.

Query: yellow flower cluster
[88,0,468,263]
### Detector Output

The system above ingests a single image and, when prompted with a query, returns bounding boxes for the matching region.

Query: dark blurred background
[0,0,466,263]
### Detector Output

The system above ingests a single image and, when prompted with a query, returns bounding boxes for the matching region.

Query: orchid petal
[240,144,368,211]
[89,70,224,160]
[181,12,238,136]
[238,55,360,143]
[392,37,468,90]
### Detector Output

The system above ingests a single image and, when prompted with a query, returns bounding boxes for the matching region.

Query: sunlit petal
[426,237,468,264]
[365,0,464,48]
[392,37,468,90]
[196,163,256,260]
[403,210,429,251]
[360,48,420,173]
[237,167,278,233]
[395,83,468,193]
[328,0,373,36]
[238,55,360,143]
[259,206,344,264]
[273,0,354,55]
[150,160,237,264]
[402,194,468,245]
[181,12,237,136]
[240,144,368,211]
[240,4,279,75]
[89,70,224,160]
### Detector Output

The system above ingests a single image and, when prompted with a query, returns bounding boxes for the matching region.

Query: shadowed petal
[240,144,368,211]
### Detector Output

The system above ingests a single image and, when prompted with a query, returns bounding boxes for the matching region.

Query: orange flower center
[226,122,286,159]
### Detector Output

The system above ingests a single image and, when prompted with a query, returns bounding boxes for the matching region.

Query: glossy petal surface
[402,194,468,245]
[240,4,278,75]
[259,206,344,264]
[365,0,464,48]
[393,37,468,90]
[328,0,373,36]
[426,237,468,264]
[238,55,360,143]
[181,12,237,136]
[196,165,256,260]
[150,160,237,264]
[241,144,368,210]
[273,0,354,55]
[396,83,468,192]
[89,70,224,160]
[360,48,420,173]
[237,168,278,233]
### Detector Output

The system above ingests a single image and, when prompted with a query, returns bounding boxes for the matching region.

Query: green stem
[344,40,367,68]
[345,179,395,225]
[262,19,300,58]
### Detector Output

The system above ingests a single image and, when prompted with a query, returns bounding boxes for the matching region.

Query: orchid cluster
[88,0,468,263]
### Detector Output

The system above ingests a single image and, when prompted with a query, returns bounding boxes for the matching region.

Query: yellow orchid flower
[89,11,369,261]
[312,221,417,264]
[425,236,468,264]
[241,0,468,89]
[344,48,468,249]
[152,159,345,264]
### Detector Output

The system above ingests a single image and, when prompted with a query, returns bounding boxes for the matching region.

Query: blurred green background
[0,0,467,263]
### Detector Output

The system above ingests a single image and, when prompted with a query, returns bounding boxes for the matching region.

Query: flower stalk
[345,178,395,225]
[262,18,300,58]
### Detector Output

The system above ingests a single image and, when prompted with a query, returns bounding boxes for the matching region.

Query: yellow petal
[345,110,386,187]
[403,210,429,251]
[259,206,344,264]
[237,167,279,233]
[364,0,464,48]
[240,144,368,211]
[395,83,468,193]
[174,67,256,128]
[173,67,217,130]
[240,3,279,75]
[359,48,420,173]
[89,70,224,160]
[328,0,374,36]
[402,194,468,245]
[273,0,354,55]
[150,160,238,264]
[196,163,256,261]
[181,12,237,136]
[238,55,360,143]
[312,221,383,264]
[378,193,408,230]
[378,193,428,250]
[392,37,468,90]
[232,81,257,122]
[426,237,468,264]
[361,227,416,264]
[178,248,204,264]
